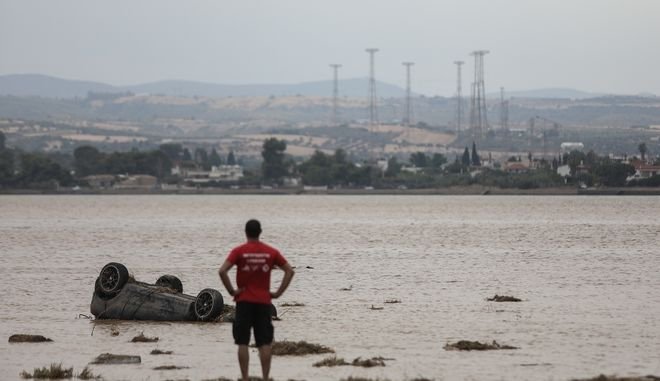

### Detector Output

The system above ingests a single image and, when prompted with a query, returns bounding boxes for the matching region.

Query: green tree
[639,142,647,161]
[16,153,74,188]
[565,150,587,175]
[227,151,236,165]
[0,149,14,185]
[182,148,192,161]
[461,147,471,167]
[471,141,481,166]
[431,153,447,168]
[385,157,401,177]
[209,148,223,167]
[261,138,288,182]
[194,148,209,169]
[145,150,172,179]
[409,152,428,168]
[592,160,635,187]
[73,146,103,177]
[298,149,360,186]
[585,150,598,166]
[299,151,332,186]
[158,143,182,161]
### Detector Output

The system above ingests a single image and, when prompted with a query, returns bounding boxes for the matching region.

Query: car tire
[98,262,129,294]
[156,275,183,293]
[194,288,224,321]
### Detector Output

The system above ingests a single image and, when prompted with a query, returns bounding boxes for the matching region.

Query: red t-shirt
[226,240,287,305]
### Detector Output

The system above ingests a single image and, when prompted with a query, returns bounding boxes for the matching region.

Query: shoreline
[1,186,659,196]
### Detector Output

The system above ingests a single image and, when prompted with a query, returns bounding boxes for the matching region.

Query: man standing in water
[219,219,295,381]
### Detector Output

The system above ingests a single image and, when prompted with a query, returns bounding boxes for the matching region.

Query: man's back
[227,240,287,304]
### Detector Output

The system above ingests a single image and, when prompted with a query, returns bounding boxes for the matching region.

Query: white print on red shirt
[241,253,272,272]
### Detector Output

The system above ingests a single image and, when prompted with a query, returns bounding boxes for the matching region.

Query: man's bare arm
[218,260,241,296]
[270,262,295,299]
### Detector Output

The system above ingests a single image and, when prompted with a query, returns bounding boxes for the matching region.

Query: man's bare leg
[238,344,249,381]
[258,344,272,381]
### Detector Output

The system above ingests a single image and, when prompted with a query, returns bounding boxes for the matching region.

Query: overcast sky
[1,0,659,96]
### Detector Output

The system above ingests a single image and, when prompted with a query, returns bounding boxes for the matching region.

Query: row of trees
[259,137,652,189]
[159,143,236,169]
[0,131,655,190]
[73,146,172,178]
[0,131,75,188]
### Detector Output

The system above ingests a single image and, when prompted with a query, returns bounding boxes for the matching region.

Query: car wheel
[194,288,224,321]
[156,275,183,293]
[98,262,129,294]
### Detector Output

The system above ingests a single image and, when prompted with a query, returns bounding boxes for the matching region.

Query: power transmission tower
[454,60,465,135]
[469,50,490,137]
[402,62,414,127]
[330,64,342,126]
[499,86,509,131]
[365,48,379,126]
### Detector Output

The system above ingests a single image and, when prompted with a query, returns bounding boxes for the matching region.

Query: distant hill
[495,88,602,99]
[0,74,116,98]
[0,74,408,99]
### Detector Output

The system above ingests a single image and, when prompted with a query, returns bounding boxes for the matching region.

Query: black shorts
[233,302,274,347]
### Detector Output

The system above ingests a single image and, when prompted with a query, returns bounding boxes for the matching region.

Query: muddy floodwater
[1,195,659,381]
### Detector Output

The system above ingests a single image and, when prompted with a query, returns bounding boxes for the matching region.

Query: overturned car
[91,262,225,321]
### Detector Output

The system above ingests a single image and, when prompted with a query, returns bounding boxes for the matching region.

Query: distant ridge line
[0,74,408,99]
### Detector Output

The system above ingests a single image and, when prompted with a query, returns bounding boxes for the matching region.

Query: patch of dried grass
[131,332,158,343]
[313,356,349,367]
[271,340,334,356]
[444,340,518,351]
[280,302,305,307]
[77,366,101,380]
[20,363,72,379]
[487,295,522,302]
[571,376,660,381]
[151,349,173,355]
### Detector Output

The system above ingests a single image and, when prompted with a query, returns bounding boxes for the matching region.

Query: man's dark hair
[245,219,262,239]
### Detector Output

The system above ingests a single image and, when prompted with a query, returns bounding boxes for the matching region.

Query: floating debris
[153,365,189,370]
[487,295,522,302]
[351,357,386,367]
[313,356,349,367]
[339,285,353,291]
[90,353,141,365]
[571,376,660,381]
[151,349,173,355]
[369,305,384,310]
[77,366,102,380]
[9,334,53,343]
[131,332,158,343]
[280,302,305,307]
[202,376,272,381]
[20,363,73,379]
[271,340,334,356]
[340,378,391,381]
[444,340,518,351]
[110,326,120,337]
[384,299,401,304]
